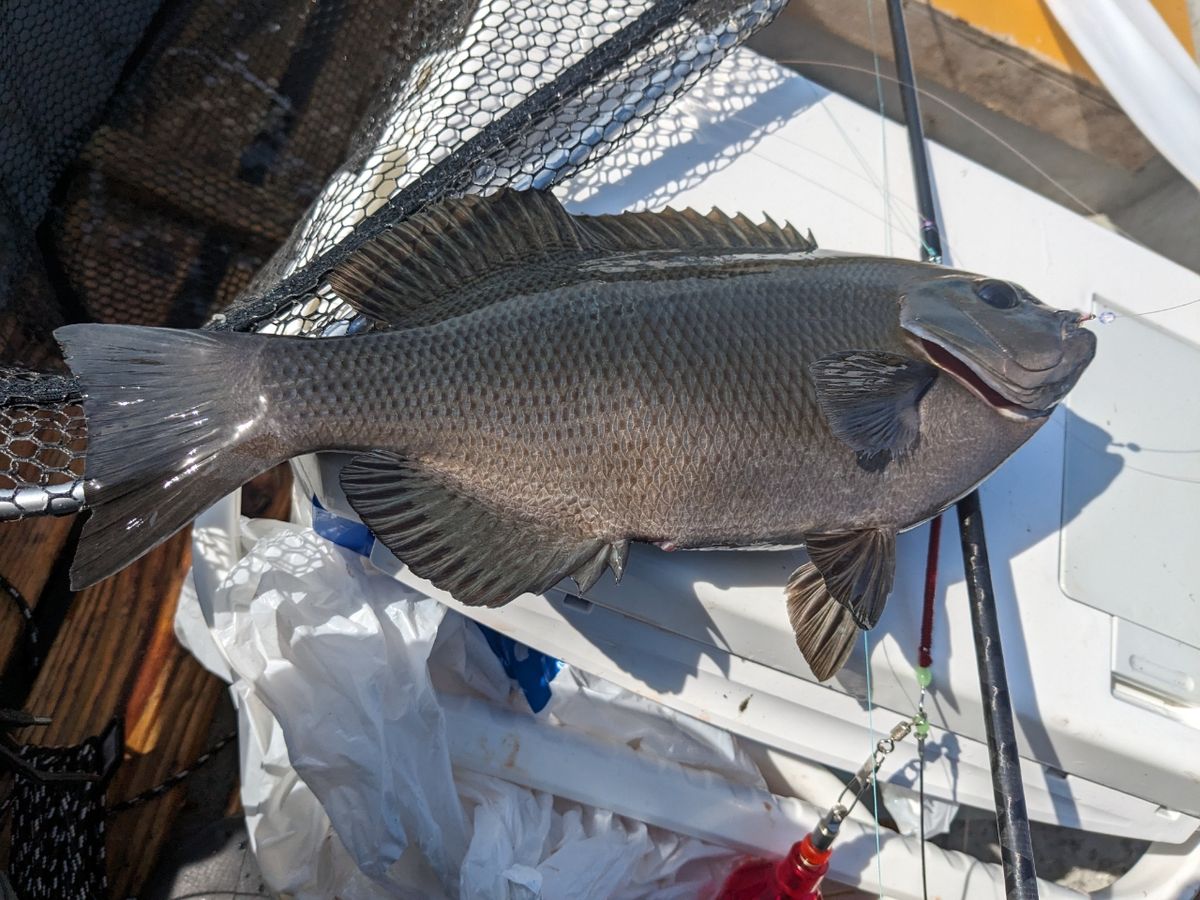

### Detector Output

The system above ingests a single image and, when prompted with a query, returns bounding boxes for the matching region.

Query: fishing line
[861,630,886,899]
[1084,296,1200,321]
[720,105,929,255]
[765,57,1200,297]
[731,143,919,233]
[914,513,938,900]
[767,60,1132,231]
[1041,410,1200,485]
[865,0,893,256]
[724,80,1200,313]
[863,5,891,894]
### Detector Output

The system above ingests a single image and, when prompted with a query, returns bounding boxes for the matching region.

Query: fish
[54,188,1095,680]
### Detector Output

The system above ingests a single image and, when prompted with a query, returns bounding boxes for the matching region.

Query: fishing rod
[882,2,1040,898]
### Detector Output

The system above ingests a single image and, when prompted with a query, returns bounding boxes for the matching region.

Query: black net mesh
[5,721,122,900]
[0,0,784,520]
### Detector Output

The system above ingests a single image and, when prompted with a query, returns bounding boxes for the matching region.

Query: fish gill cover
[0,0,785,520]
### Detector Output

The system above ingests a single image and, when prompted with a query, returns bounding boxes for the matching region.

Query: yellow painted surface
[928,0,1197,81]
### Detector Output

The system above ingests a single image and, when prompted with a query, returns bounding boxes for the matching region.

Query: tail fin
[56,324,281,590]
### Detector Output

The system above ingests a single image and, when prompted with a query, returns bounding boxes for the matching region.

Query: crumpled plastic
[177,513,753,898]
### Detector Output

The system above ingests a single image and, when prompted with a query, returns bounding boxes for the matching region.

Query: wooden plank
[0,515,76,673]
[103,470,293,892]
[928,0,1197,77]
[242,462,294,522]
[105,619,225,896]
[19,527,193,743]
[7,467,292,890]
[14,525,224,896]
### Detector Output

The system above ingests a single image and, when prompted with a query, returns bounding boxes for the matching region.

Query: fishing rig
[885,1,1038,896]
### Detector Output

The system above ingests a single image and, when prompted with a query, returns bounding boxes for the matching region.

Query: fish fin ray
[55,324,279,590]
[571,543,610,593]
[804,528,896,629]
[786,561,859,681]
[328,190,818,328]
[327,189,586,327]
[340,451,614,607]
[810,350,937,460]
[608,540,629,582]
[574,206,817,253]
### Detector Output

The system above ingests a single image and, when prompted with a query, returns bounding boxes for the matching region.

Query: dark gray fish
[55,189,1095,680]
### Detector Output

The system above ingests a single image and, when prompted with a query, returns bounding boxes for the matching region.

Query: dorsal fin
[327,189,817,328]
[326,190,586,328]
[574,206,816,253]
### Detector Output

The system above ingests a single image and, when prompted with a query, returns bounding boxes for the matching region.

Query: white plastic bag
[177,511,747,897]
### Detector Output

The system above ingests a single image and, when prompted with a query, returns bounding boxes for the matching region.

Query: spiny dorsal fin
[804,528,896,630]
[786,561,859,681]
[339,451,624,607]
[575,206,816,253]
[327,189,817,328]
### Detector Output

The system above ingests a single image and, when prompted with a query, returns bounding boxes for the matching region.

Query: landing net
[0,0,784,520]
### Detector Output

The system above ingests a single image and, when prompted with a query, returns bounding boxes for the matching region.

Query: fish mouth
[898,275,1097,418]
[918,338,1040,419]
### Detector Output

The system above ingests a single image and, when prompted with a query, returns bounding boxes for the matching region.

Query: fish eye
[975,279,1020,310]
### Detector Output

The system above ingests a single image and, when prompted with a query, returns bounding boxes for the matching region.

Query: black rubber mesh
[5,721,123,900]
[0,0,784,519]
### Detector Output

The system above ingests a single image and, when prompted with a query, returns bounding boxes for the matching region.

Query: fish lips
[900,277,1097,418]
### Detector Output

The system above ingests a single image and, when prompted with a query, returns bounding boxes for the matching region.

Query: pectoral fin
[340,451,623,607]
[810,351,937,462]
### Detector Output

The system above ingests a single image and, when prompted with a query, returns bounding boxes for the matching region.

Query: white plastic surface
[292,41,1200,840]
[1061,297,1200,655]
[1045,0,1200,190]
[179,40,1200,900]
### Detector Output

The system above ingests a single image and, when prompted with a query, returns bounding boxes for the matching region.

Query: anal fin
[340,451,621,607]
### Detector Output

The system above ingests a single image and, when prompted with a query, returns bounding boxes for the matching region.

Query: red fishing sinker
[714,835,832,900]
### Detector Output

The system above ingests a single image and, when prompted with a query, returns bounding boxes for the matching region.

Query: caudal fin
[56,324,281,589]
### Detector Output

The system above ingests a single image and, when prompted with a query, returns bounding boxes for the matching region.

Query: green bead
[915,715,931,739]
[915,665,933,688]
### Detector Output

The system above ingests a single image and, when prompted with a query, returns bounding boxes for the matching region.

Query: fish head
[899,274,1096,418]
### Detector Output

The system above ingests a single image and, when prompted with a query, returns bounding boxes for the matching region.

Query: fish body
[265,260,1031,540]
[56,189,1095,679]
